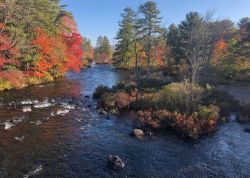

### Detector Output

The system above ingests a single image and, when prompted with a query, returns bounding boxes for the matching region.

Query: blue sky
[61,0,250,46]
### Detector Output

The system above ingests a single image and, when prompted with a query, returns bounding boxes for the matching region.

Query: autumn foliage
[213,39,226,63]
[0,23,19,70]
[0,3,83,91]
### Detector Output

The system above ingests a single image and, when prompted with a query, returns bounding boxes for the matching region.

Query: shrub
[27,76,43,85]
[172,105,219,139]
[100,91,136,110]
[43,72,54,82]
[137,110,173,129]
[114,91,135,109]
[111,82,126,92]
[140,78,167,89]
[137,105,219,139]
[111,82,137,94]
[100,93,115,110]
[132,93,158,110]
[0,70,26,89]
[158,81,204,114]
[0,78,12,91]
[93,85,110,99]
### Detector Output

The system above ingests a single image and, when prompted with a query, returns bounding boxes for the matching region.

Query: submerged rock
[34,100,52,108]
[21,99,39,105]
[244,128,250,133]
[14,136,25,141]
[237,104,250,123]
[237,116,250,124]
[56,109,70,116]
[3,117,24,130]
[22,106,32,112]
[107,155,125,171]
[146,131,153,136]
[99,110,108,115]
[23,165,43,178]
[4,122,14,130]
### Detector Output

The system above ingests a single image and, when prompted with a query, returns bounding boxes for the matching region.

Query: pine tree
[94,36,112,63]
[115,7,136,67]
[137,1,162,74]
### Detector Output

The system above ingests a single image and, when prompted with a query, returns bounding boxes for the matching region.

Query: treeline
[81,36,113,64]
[94,36,113,64]
[82,37,94,65]
[0,0,83,91]
[114,1,250,83]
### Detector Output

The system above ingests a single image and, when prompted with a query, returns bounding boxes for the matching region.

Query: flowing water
[0,65,249,178]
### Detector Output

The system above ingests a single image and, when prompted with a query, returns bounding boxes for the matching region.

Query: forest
[0,0,83,90]
[113,2,250,83]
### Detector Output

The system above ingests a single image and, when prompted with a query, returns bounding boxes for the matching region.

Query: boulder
[131,129,144,138]
[107,155,125,171]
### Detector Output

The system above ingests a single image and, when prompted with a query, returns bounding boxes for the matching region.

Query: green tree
[94,36,112,63]
[167,23,183,63]
[0,0,67,71]
[115,7,137,67]
[238,17,250,30]
[179,12,207,83]
[137,1,162,74]
[102,36,112,60]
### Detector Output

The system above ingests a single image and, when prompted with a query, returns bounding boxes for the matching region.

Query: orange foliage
[0,70,26,88]
[32,27,82,77]
[32,28,66,77]
[0,23,19,69]
[213,39,226,63]
[62,16,79,34]
[155,47,165,66]
[63,32,83,72]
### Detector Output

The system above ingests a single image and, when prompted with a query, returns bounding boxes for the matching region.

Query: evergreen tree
[238,17,250,30]
[102,36,112,60]
[179,12,206,82]
[115,7,137,67]
[167,23,183,63]
[94,36,112,63]
[137,1,162,71]
[94,36,103,60]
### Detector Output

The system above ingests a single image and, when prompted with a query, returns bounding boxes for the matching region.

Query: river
[0,65,249,178]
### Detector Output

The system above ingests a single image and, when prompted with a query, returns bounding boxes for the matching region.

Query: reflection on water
[0,65,250,178]
[219,82,250,104]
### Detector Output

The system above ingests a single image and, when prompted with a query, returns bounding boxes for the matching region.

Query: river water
[0,65,249,178]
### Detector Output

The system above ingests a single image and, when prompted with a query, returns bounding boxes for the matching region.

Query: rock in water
[132,129,144,138]
[244,128,250,133]
[99,110,108,115]
[22,106,32,112]
[107,155,125,171]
